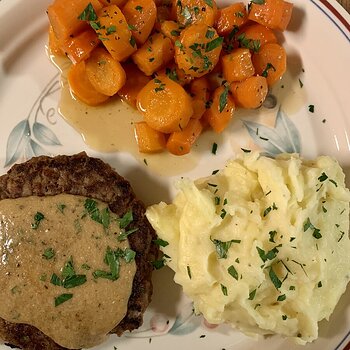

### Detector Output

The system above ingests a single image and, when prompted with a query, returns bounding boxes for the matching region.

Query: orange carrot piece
[166,119,203,155]
[137,76,193,133]
[122,0,157,46]
[222,48,255,83]
[85,47,126,96]
[67,61,110,106]
[134,122,166,153]
[248,0,293,31]
[99,0,128,6]
[190,77,210,119]
[175,23,222,78]
[238,23,277,47]
[48,25,65,56]
[47,0,102,40]
[118,63,151,108]
[203,85,235,133]
[132,33,174,76]
[215,2,248,36]
[172,0,218,26]
[93,5,137,62]
[60,28,100,64]
[230,76,268,109]
[252,42,286,86]
[160,20,183,43]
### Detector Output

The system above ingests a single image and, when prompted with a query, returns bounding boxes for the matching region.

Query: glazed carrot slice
[230,76,268,109]
[48,26,65,57]
[190,77,210,119]
[122,0,157,46]
[132,33,174,76]
[203,85,235,133]
[134,122,166,153]
[167,119,203,156]
[216,2,248,36]
[238,23,278,47]
[118,62,151,108]
[137,76,193,133]
[85,47,126,96]
[175,23,222,78]
[47,0,102,40]
[67,61,109,106]
[160,20,183,43]
[222,48,255,83]
[99,0,128,6]
[248,0,293,31]
[61,28,100,64]
[171,0,218,26]
[252,42,286,86]
[93,5,136,62]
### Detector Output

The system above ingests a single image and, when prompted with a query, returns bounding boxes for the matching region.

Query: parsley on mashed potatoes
[146,152,350,344]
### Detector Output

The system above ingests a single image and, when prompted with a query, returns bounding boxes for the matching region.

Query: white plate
[0,0,350,349]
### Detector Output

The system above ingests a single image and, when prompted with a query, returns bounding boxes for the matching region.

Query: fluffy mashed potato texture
[146,152,350,344]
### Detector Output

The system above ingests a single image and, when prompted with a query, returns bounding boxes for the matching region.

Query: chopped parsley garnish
[318,172,328,182]
[256,245,279,262]
[269,266,282,289]
[237,33,260,53]
[277,294,286,301]
[282,315,288,320]
[128,24,137,31]
[83,199,110,229]
[187,265,192,279]
[118,210,133,229]
[42,248,55,260]
[154,78,166,92]
[228,265,239,280]
[303,218,322,239]
[251,0,265,4]
[241,148,251,153]
[269,230,277,243]
[205,37,224,52]
[261,63,276,77]
[204,0,213,7]
[55,293,73,307]
[308,105,315,113]
[57,204,66,213]
[248,289,257,300]
[171,29,181,37]
[129,36,136,47]
[211,238,241,259]
[263,202,278,217]
[165,67,179,81]
[78,3,98,21]
[221,284,228,296]
[152,257,166,270]
[299,79,304,88]
[118,227,138,241]
[211,142,218,154]
[219,84,230,112]
[31,212,45,229]
[154,238,169,247]
[318,281,322,288]
[135,5,143,12]
[205,29,215,39]
[50,257,87,289]
[220,208,227,219]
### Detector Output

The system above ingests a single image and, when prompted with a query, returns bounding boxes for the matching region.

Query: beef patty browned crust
[0,152,158,350]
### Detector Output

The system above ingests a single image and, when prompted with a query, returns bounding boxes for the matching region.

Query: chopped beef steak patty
[0,152,158,350]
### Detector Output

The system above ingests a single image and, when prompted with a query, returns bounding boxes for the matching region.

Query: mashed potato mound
[146,152,350,344]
